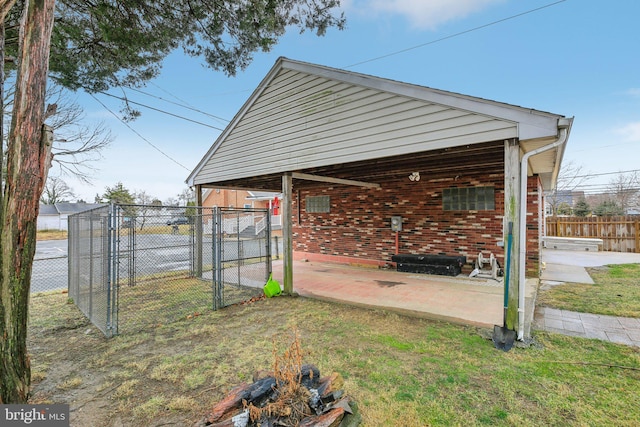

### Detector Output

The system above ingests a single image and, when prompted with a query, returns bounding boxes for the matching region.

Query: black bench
[391,254,467,277]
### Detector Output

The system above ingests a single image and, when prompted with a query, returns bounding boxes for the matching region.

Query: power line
[344,0,568,69]
[89,94,191,171]
[126,86,230,125]
[88,0,571,135]
[150,81,192,104]
[124,0,571,110]
[86,0,572,172]
[97,91,226,131]
[571,139,640,153]
[570,169,640,179]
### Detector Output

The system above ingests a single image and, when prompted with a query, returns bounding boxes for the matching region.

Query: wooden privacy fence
[545,216,640,253]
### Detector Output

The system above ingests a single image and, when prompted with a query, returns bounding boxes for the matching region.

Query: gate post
[196,185,204,276]
[195,212,203,277]
[212,207,223,310]
[106,203,120,337]
[266,210,272,281]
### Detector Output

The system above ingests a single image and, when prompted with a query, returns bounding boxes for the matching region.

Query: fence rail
[545,216,640,253]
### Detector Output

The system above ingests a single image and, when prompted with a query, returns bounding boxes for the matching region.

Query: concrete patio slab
[270,259,504,329]
[542,249,640,267]
[541,263,593,284]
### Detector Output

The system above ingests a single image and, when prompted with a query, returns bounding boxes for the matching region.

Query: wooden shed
[187,57,573,338]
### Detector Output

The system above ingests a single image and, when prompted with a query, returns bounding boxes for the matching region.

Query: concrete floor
[270,259,506,329]
[542,249,640,268]
[266,249,640,344]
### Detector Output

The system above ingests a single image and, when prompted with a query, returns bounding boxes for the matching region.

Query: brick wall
[527,175,543,277]
[203,189,253,208]
[292,172,542,277]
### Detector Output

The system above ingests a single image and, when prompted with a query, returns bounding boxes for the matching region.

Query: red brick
[292,173,543,277]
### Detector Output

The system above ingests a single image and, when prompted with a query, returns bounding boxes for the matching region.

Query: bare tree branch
[3,80,113,182]
[40,175,75,203]
[546,161,591,216]
[607,171,640,213]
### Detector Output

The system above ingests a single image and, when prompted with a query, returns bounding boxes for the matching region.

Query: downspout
[517,120,571,340]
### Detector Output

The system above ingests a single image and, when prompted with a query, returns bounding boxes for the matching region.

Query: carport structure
[187,58,572,339]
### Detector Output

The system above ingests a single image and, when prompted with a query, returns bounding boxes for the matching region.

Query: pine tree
[573,198,591,217]
[0,0,345,403]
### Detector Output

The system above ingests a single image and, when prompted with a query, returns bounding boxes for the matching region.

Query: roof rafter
[292,172,380,188]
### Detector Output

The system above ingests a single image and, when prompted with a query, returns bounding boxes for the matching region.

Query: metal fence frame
[68,204,273,337]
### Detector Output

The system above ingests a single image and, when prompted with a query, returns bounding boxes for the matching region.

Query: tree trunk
[1,19,5,201]
[0,0,55,404]
[0,0,16,198]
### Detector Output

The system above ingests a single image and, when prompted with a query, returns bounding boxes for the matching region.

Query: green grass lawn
[28,289,640,426]
[538,263,640,318]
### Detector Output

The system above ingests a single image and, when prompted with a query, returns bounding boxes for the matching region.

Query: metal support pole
[195,185,203,276]
[266,211,272,281]
[106,203,116,337]
[213,207,223,310]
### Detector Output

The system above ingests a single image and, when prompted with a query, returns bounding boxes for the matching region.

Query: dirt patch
[28,291,363,426]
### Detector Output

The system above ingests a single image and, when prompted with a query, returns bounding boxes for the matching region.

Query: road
[32,236,282,293]
[33,239,68,292]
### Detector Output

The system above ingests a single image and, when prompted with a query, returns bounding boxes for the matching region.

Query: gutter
[517,118,572,340]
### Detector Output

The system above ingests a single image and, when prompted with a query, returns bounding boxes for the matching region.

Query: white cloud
[627,88,640,97]
[617,122,640,142]
[345,0,505,30]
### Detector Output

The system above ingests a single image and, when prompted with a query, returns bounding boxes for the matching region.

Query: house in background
[37,203,104,231]
[187,57,573,339]
[201,189,282,232]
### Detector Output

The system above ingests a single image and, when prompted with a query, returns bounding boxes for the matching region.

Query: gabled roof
[39,203,105,215]
[39,204,59,215]
[55,203,104,214]
[187,57,571,190]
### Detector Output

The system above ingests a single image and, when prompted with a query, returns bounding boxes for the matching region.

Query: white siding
[37,215,65,231]
[193,69,518,185]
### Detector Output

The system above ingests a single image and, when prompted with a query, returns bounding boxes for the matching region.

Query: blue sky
[61,0,640,202]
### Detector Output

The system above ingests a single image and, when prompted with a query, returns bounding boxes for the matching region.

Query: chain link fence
[32,251,68,294]
[67,205,115,336]
[67,204,278,336]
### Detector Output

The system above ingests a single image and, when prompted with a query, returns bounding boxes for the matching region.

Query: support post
[282,173,293,294]
[504,139,520,331]
[195,184,203,277]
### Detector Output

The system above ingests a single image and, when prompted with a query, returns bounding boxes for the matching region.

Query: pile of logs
[195,364,361,427]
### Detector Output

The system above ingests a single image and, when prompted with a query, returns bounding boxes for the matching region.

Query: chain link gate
[211,208,272,310]
[68,204,271,336]
[68,205,118,337]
